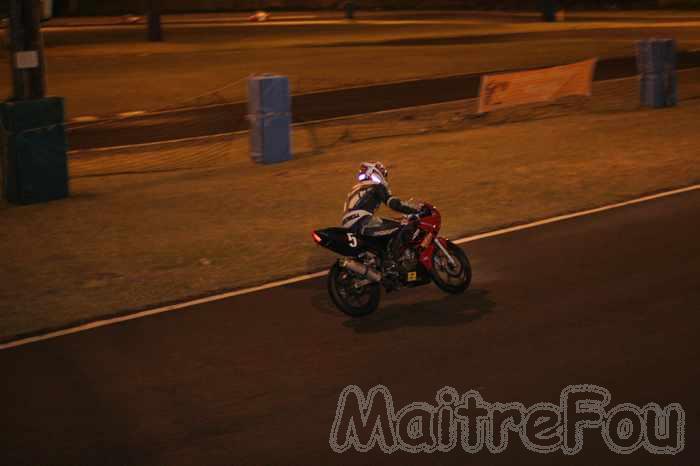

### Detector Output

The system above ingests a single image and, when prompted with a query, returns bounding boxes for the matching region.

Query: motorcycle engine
[397,249,418,273]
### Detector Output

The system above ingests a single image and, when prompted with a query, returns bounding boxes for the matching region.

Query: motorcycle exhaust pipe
[340,258,382,283]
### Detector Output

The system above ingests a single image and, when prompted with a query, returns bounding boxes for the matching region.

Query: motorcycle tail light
[312,231,323,244]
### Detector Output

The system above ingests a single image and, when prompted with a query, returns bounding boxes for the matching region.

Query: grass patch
[1,97,699,340]
[4,18,700,117]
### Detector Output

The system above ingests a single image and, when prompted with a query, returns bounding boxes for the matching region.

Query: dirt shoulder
[2,92,700,341]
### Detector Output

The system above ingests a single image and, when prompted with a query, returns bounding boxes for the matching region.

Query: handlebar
[400,205,431,224]
[418,205,433,218]
[396,202,436,224]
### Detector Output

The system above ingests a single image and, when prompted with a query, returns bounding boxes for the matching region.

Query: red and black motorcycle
[312,203,471,317]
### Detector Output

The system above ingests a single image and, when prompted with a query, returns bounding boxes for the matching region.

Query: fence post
[636,38,677,108]
[248,75,292,165]
[541,0,557,22]
[345,1,356,20]
[147,0,163,42]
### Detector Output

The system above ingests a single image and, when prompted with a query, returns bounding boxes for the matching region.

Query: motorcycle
[312,203,471,317]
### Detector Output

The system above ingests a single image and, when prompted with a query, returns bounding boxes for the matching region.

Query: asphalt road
[1,189,698,465]
[66,43,700,151]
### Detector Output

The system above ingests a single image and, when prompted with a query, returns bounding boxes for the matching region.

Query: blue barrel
[640,73,678,108]
[248,75,292,164]
[248,75,290,115]
[636,39,677,108]
[249,114,292,165]
[636,39,676,75]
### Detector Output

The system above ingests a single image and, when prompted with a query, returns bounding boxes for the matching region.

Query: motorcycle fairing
[418,236,450,271]
[313,227,390,258]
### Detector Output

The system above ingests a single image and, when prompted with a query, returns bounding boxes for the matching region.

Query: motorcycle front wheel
[431,241,472,294]
[327,262,381,317]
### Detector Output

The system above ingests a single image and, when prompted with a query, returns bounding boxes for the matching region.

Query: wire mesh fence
[299,67,700,149]
[6,66,700,181]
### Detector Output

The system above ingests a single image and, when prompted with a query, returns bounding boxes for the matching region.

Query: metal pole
[345,1,355,20]
[147,0,163,42]
[8,0,24,99]
[541,0,556,23]
[8,0,46,100]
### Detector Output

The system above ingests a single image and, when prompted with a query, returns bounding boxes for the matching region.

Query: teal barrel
[0,97,69,204]
[247,75,292,165]
[636,39,677,108]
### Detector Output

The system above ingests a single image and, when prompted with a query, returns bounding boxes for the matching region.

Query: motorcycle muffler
[340,258,382,283]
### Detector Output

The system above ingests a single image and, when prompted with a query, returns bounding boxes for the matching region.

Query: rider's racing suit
[341,181,420,239]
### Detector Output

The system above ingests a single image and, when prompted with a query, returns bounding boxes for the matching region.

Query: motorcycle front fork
[434,239,458,268]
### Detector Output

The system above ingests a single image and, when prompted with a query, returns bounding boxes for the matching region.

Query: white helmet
[357,161,389,187]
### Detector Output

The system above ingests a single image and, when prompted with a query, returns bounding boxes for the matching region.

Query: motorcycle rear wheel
[431,241,472,294]
[328,262,381,317]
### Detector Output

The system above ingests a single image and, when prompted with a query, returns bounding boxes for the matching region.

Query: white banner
[478,59,597,114]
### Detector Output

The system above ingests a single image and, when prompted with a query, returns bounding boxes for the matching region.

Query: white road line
[0,270,328,351]
[71,116,100,123]
[453,184,700,245]
[1,183,698,351]
[117,111,147,118]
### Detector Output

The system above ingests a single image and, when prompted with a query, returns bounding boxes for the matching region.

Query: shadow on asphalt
[341,288,495,334]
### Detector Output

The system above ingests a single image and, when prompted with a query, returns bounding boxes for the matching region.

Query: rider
[341,162,421,245]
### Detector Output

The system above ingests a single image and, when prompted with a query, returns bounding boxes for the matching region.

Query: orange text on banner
[478,58,598,114]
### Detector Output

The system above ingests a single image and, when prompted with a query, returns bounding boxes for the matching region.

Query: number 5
[347,233,358,248]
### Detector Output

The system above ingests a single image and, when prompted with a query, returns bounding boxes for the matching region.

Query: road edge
[1,182,698,351]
